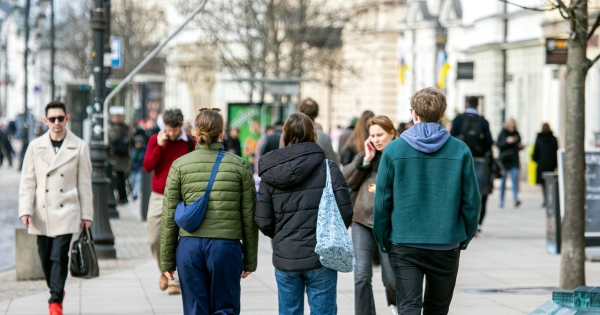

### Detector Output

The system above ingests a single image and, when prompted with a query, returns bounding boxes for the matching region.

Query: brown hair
[541,122,552,133]
[345,110,375,154]
[367,115,397,139]
[410,87,447,123]
[193,109,224,145]
[282,113,317,147]
[298,98,319,121]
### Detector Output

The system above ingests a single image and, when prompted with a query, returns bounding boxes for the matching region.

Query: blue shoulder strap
[205,150,225,195]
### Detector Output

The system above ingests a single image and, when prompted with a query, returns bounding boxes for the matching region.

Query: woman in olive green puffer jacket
[160,109,258,315]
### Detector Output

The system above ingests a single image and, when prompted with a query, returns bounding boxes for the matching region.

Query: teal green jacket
[160,143,258,272]
[373,137,480,253]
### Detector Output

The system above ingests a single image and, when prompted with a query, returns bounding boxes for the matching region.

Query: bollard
[543,172,560,254]
[140,171,152,221]
[15,228,45,281]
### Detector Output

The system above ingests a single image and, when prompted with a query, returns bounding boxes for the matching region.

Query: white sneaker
[390,305,398,315]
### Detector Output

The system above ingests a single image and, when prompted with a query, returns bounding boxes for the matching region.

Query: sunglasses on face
[198,107,221,113]
[47,116,65,123]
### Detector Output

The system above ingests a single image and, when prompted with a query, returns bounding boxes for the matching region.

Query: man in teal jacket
[373,87,480,315]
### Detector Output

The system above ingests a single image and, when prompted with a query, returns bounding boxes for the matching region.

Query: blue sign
[111,37,122,69]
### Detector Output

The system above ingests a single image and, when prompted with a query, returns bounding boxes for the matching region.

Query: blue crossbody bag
[174,150,225,232]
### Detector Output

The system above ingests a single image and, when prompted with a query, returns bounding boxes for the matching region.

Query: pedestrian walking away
[298,98,340,165]
[108,106,132,205]
[142,108,194,296]
[450,96,494,232]
[255,113,353,315]
[532,123,559,207]
[343,115,398,315]
[18,101,93,315]
[129,135,147,201]
[497,118,524,208]
[260,121,284,156]
[161,108,258,315]
[373,87,480,315]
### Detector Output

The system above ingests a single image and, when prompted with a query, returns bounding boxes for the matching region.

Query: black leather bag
[70,227,100,279]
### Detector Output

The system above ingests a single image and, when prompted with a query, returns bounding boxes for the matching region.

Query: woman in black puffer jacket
[255,113,353,315]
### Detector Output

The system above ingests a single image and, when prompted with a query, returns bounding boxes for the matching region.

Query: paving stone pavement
[0,168,24,273]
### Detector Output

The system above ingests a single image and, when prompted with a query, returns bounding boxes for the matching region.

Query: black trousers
[388,245,460,315]
[37,234,72,304]
[479,195,488,226]
[115,171,128,202]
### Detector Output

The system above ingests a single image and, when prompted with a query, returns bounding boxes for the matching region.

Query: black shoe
[118,199,128,205]
[514,200,521,208]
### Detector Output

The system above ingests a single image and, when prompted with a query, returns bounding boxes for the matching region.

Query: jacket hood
[258,142,325,189]
[538,131,554,137]
[400,122,450,153]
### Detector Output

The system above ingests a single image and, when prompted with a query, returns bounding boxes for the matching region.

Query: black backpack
[458,114,486,157]
[112,129,130,157]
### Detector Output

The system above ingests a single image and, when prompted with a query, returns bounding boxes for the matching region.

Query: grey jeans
[352,222,396,315]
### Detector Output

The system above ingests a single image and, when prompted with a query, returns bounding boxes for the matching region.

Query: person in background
[450,96,493,232]
[226,127,242,156]
[254,125,274,175]
[373,87,479,315]
[298,98,340,165]
[255,112,353,315]
[108,106,132,205]
[142,109,192,296]
[338,117,357,154]
[244,120,261,172]
[260,121,284,156]
[129,135,146,201]
[343,115,398,315]
[0,127,14,167]
[340,111,375,166]
[497,118,524,208]
[161,108,258,315]
[532,123,559,207]
[18,101,93,315]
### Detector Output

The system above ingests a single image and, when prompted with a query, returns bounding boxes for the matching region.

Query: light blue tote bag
[314,160,355,273]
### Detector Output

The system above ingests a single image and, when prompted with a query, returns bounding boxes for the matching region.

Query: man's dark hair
[298,98,319,121]
[163,109,184,127]
[266,125,275,133]
[45,101,67,116]
[467,96,479,109]
[274,120,284,128]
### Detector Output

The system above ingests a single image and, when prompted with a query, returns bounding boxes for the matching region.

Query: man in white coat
[18,101,93,315]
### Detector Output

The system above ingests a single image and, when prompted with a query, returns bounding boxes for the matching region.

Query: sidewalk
[1,183,599,314]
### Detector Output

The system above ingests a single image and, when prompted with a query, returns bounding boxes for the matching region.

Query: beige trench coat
[18,129,93,237]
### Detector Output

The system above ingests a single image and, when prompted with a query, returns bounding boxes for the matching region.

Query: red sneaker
[49,302,63,315]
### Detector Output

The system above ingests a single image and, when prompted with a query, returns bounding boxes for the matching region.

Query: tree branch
[590,54,600,67]
[589,13,600,39]
[498,0,558,12]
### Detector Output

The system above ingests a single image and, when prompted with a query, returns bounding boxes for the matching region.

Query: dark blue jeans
[388,245,460,315]
[352,222,396,315]
[176,237,243,315]
[274,266,337,315]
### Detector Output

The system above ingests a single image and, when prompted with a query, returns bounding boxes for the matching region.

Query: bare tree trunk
[560,0,588,289]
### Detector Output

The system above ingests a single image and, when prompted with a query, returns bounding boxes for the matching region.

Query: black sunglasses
[48,116,65,123]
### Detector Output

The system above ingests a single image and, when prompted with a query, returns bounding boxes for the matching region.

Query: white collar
[465,108,479,115]
[178,131,188,142]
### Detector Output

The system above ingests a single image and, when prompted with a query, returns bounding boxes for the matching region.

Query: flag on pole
[398,57,409,84]
[437,51,450,89]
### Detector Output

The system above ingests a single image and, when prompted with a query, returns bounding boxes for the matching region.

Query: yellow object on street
[528,145,537,186]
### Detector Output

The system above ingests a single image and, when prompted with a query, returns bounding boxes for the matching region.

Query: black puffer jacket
[497,128,523,169]
[255,142,353,271]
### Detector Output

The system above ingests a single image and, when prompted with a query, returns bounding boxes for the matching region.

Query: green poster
[228,103,270,164]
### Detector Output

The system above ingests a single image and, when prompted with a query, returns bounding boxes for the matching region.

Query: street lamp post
[90,0,116,259]
[19,0,31,171]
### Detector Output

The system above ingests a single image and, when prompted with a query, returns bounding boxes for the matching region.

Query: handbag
[174,150,225,232]
[498,149,513,163]
[70,227,100,279]
[314,160,355,273]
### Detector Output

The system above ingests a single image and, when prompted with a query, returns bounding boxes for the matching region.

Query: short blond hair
[410,87,447,123]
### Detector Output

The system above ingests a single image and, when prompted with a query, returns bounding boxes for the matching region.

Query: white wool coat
[18,129,93,237]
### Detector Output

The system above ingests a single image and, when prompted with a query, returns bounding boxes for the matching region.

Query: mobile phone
[367,142,375,151]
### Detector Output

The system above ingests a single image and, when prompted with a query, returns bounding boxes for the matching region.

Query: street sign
[111,37,122,69]
[545,38,567,65]
[456,62,474,80]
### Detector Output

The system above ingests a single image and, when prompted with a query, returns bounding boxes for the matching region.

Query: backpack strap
[205,150,225,195]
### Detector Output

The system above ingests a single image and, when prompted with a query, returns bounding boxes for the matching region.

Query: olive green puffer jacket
[160,143,258,272]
